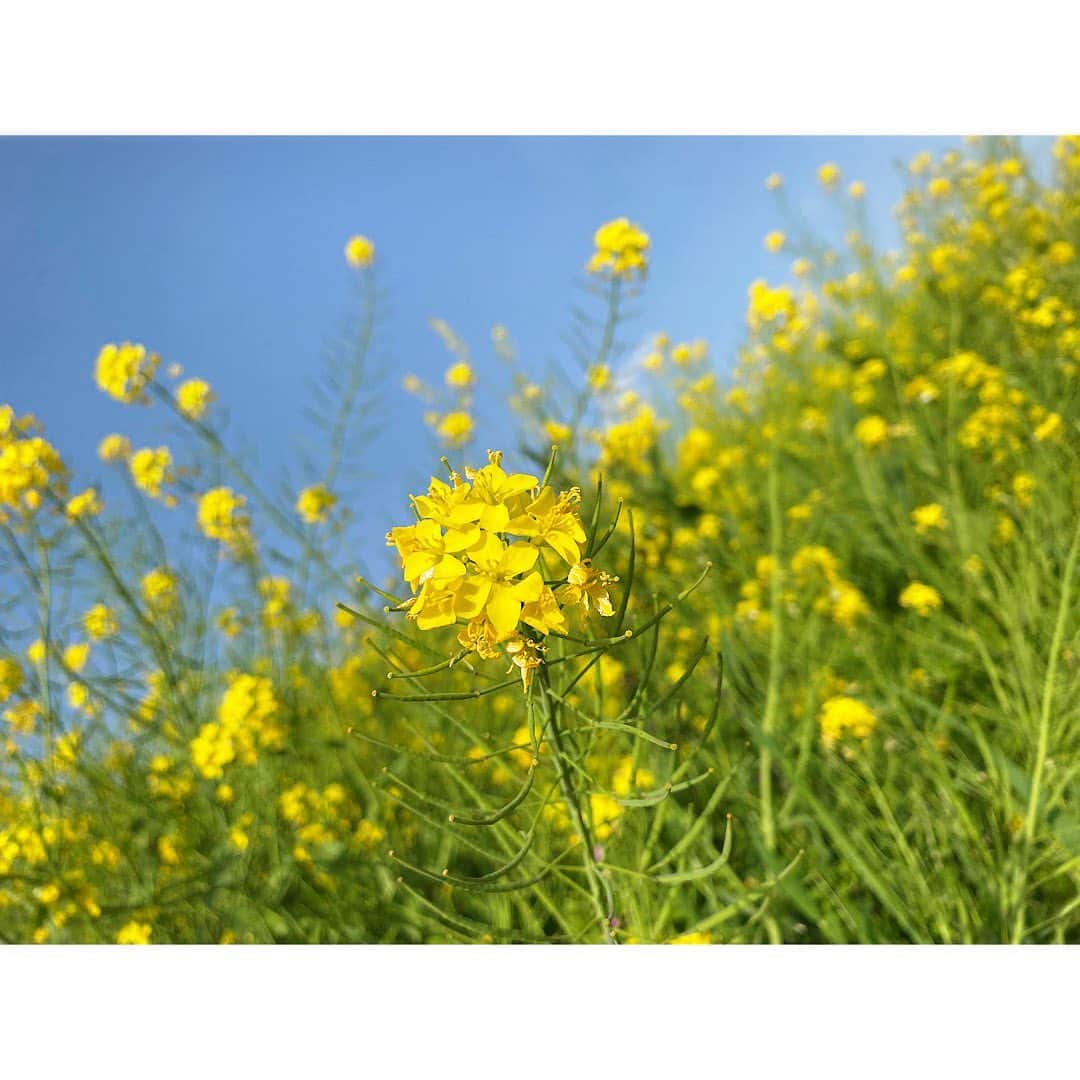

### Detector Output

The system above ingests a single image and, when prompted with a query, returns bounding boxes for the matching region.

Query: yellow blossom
[819,695,877,746]
[899,581,943,617]
[912,503,948,535]
[345,235,375,268]
[586,217,650,279]
[197,487,251,549]
[116,921,152,944]
[97,434,131,463]
[296,484,337,524]
[176,378,214,420]
[445,362,474,388]
[95,342,159,404]
[130,446,174,500]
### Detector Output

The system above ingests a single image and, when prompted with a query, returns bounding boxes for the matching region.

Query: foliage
[1,138,1078,943]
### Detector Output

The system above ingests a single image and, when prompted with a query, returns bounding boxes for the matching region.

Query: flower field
[1,136,1078,944]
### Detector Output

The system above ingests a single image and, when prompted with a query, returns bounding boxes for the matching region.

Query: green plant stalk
[1011,512,1080,943]
[760,448,784,856]
[538,667,616,943]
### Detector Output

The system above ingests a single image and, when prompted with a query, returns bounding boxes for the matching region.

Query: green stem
[538,668,616,943]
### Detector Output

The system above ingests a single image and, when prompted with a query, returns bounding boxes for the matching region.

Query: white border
[1,945,1074,1075]
[1,1,1078,133]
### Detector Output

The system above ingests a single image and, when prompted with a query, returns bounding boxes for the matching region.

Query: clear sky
[2,135,974,568]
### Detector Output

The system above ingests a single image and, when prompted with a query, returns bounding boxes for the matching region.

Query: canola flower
[296,484,337,524]
[197,487,251,551]
[95,343,159,404]
[819,696,877,747]
[899,581,944,617]
[175,378,214,420]
[344,234,375,268]
[586,217,650,280]
[386,450,615,690]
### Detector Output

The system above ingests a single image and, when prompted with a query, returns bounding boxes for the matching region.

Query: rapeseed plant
[0,136,1077,945]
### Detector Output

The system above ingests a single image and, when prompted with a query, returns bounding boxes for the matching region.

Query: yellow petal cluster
[387,450,616,688]
[586,217,650,280]
[95,343,160,404]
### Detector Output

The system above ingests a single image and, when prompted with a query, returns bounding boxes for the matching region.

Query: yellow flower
[0,658,23,705]
[436,411,474,446]
[556,560,617,619]
[764,231,785,253]
[854,415,890,449]
[176,378,214,420]
[97,434,131,463]
[63,642,90,673]
[296,484,337,524]
[818,162,841,187]
[1034,411,1062,442]
[928,177,952,198]
[344,235,375,268]
[66,488,102,519]
[544,420,572,444]
[116,921,152,944]
[586,217,650,280]
[197,487,251,549]
[1012,472,1036,507]
[587,364,611,391]
[911,503,948,535]
[819,695,876,746]
[899,581,943,617]
[157,835,181,866]
[848,180,866,199]
[142,568,177,610]
[468,534,545,640]
[4,699,41,734]
[36,883,61,905]
[909,151,932,175]
[444,362,474,388]
[355,820,385,851]
[504,634,545,691]
[0,435,65,513]
[669,931,713,945]
[1048,241,1075,266]
[765,173,782,191]
[191,672,281,779]
[507,484,587,565]
[130,446,174,500]
[83,604,118,641]
[95,342,159,403]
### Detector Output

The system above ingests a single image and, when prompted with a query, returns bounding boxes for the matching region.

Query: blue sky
[2,136,969,569]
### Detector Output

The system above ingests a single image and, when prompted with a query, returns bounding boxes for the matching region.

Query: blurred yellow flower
[819,695,877,746]
[899,581,943,617]
[95,342,159,404]
[296,483,337,524]
[818,162,841,187]
[911,503,948,535]
[176,378,214,420]
[586,217,650,280]
[344,234,375,268]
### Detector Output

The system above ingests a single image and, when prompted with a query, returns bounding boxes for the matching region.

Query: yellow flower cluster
[83,604,118,641]
[387,450,616,689]
[191,672,283,780]
[197,487,252,551]
[279,781,385,865]
[819,695,877,747]
[0,407,66,516]
[899,581,943,617]
[175,378,214,420]
[95,343,160,404]
[130,446,175,502]
[344,234,375,268]
[586,217,650,280]
[296,484,336,524]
